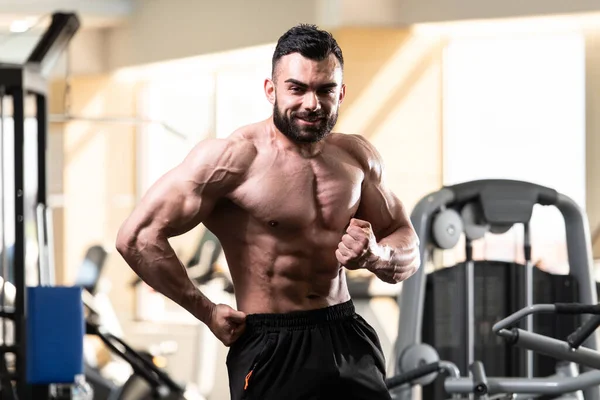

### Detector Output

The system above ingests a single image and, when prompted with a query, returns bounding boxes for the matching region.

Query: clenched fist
[207,303,247,347]
[335,218,378,270]
[336,218,421,283]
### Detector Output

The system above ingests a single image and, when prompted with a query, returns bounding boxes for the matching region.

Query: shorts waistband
[245,300,355,331]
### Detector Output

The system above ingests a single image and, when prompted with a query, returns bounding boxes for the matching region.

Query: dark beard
[273,99,338,144]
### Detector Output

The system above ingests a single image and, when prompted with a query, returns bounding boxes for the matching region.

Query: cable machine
[0,12,80,399]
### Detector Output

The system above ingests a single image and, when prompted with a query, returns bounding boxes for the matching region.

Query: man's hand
[336,218,420,283]
[336,218,379,270]
[207,303,247,346]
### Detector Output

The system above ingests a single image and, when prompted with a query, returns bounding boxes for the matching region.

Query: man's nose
[304,92,320,111]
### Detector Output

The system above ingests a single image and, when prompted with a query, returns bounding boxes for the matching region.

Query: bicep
[123,164,218,241]
[345,134,412,239]
[121,138,254,241]
[356,181,406,239]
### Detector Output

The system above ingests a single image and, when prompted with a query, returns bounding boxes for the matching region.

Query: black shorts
[226,300,392,400]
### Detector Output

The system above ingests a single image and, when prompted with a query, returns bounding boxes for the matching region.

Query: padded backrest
[74,245,108,295]
[27,286,84,384]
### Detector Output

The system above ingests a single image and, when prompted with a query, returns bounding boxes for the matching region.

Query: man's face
[265,53,346,144]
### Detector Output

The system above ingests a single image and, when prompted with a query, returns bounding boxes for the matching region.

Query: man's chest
[232,155,365,231]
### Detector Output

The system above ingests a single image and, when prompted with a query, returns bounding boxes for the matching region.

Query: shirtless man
[116,24,420,400]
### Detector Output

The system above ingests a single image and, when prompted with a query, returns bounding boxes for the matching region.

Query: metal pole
[523,223,533,378]
[12,86,27,399]
[36,92,50,286]
[45,208,55,286]
[36,94,47,208]
[0,86,7,352]
[466,237,475,369]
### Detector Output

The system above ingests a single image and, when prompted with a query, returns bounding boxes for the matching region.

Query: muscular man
[116,24,420,400]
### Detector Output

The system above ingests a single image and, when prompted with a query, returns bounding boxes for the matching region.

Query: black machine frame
[0,12,80,398]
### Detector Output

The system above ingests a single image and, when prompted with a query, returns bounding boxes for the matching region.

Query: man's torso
[203,122,370,314]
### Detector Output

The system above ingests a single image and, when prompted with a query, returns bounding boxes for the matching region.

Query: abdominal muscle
[219,231,352,315]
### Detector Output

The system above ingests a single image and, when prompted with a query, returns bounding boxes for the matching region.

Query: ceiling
[0,0,133,64]
[0,0,133,31]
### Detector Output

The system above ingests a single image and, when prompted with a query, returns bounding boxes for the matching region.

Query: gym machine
[83,293,191,400]
[390,179,600,400]
[0,11,84,399]
[386,302,600,398]
[75,244,204,400]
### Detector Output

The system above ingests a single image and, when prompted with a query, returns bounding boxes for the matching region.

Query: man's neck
[267,118,327,158]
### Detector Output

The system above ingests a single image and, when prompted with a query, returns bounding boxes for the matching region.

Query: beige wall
[107,0,320,70]
[48,74,213,319]
[586,28,600,258]
[334,27,445,210]
[49,75,139,315]
[392,0,600,26]
[97,0,600,71]
[48,80,67,284]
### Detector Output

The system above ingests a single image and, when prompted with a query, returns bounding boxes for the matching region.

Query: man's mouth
[296,116,323,123]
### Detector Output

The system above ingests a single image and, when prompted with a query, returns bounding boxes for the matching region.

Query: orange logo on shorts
[244,370,254,390]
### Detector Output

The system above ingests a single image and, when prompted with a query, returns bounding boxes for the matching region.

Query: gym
[0,0,600,399]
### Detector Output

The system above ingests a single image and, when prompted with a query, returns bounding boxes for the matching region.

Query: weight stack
[421,261,580,400]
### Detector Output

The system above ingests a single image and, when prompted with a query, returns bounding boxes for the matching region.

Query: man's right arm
[115,138,256,325]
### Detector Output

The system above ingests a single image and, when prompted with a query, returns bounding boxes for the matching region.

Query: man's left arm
[335,137,421,284]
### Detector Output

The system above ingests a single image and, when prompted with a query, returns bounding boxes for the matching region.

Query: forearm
[379,225,418,250]
[117,232,214,324]
[365,226,420,283]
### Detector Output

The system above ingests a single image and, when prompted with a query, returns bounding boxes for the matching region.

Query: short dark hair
[272,24,344,79]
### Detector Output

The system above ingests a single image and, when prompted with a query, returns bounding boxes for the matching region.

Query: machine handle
[385,362,440,389]
[470,361,489,396]
[555,303,600,315]
[568,314,600,349]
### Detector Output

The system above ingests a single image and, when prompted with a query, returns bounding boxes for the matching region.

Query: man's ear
[264,78,275,105]
[338,83,346,105]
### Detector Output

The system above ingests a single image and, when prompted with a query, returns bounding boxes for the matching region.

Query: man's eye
[318,89,335,95]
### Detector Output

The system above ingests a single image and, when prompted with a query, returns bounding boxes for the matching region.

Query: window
[214,65,273,138]
[136,76,216,196]
[442,32,586,271]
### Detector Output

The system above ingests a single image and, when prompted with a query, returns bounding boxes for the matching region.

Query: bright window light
[10,19,34,33]
[442,32,586,269]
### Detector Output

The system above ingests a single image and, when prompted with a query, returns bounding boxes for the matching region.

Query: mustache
[293,111,327,119]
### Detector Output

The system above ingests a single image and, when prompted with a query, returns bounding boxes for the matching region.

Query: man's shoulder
[187,131,258,171]
[220,120,271,151]
[329,133,383,176]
